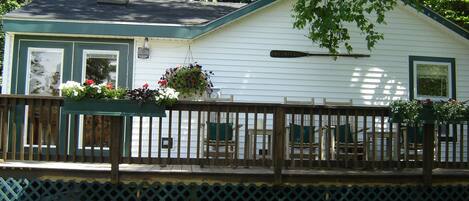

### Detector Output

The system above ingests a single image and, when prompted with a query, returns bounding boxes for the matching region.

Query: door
[11,36,134,158]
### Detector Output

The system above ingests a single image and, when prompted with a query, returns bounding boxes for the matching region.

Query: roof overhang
[2,0,276,39]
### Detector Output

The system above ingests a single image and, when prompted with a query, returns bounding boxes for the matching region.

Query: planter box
[63,99,166,117]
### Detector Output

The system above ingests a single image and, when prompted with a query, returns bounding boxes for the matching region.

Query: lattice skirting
[1,177,468,201]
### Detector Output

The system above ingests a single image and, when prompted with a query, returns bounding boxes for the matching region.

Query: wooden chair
[283,97,321,160]
[288,124,321,160]
[204,122,236,159]
[328,124,366,160]
[322,99,367,160]
[400,126,424,161]
[203,94,237,159]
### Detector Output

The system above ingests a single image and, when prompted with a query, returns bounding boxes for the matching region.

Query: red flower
[106,83,113,89]
[143,83,149,89]
[158,79,167,87]
[85,79,94,85]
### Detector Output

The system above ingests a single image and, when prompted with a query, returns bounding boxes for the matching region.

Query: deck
[0,95,468,185]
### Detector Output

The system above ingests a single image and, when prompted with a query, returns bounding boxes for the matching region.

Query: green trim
[402,0,468,40]
[409,56,456,100]
[2,0,275,39]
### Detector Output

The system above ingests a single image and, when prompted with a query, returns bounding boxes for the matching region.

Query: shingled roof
[4,0,247,25]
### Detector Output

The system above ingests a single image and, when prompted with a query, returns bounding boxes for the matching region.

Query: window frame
[409,56,456,100]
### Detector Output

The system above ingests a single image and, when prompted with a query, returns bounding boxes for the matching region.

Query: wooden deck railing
[0,95,468,184]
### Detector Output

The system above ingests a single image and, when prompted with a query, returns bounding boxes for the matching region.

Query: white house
[2,0,468,161]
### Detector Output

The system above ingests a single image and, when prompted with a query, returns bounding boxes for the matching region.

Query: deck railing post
[110,116,123,184]
[273,106,285,185]
[422,122,435,186]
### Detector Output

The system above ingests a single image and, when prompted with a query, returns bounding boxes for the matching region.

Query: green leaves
[292,0,397,54]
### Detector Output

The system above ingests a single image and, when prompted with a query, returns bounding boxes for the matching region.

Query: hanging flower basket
[63,99,166,117]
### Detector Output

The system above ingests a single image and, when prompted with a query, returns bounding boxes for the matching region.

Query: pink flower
[106,83,113,90]
[143,83,149,89]
[85,79,94,85]
[158,79,168,87]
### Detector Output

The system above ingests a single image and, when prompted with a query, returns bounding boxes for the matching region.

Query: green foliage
[433,100,467,124]
[163,64,213,98]
[422,0,468,30]
[390,100,423,125]
[292,0,397,54]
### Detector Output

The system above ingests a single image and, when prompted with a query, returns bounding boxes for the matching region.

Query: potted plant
[160,63,214,100]
[433,99,467,124]
[390,100,423,125]
[60,80,179,117]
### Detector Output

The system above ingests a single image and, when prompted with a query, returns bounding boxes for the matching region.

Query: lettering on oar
[270,50,370,58]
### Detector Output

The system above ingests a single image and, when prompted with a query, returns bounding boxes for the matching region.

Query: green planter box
[389,105,435,124]
[63,99,166,117]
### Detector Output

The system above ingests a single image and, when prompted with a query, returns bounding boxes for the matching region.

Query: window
[26,48,64,96]
[410,56,456,100]
[83,50,119,85]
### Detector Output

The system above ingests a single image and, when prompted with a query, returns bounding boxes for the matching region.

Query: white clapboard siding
[132,0,469,160]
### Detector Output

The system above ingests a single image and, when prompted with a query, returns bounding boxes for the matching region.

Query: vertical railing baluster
[100,116,104,163]
[262,108,267,167]
[396,123,401,169]
[55,101,61,162]
[206,111,211,166]
[363,115,367,168]
[11,99,17,160]
[177,110,182,164]
[309,108,314,169]
[290,110,295,168]
[73,114,79,162]
[353,110,358,168]
[1,98,8,160]
[138,116,143,163]
[336,110,341,166]
[466,123,469,168]
[215,110,221,165]
[26,99,33,160]
[196,111,201,165]
[371,111,376,167]
[380,112,385,168]
[388,116,393,168]
[244,108,249,167]
[459,124,463,167]
[37,99,44,161]
[224,108,228,164]
[445,124,449,167]
[148,117,153,164]
[81,115,86,163]
[90,116,95,163]
[253,108,258,163]
[452,124,457,166]
[234,109,239,168]
[187,110,192,164]
[437,124,442,166]
[300,109,305,168]
[167,110,173,164]
[344,109,349,168]
[318,109,322,167]
[327,109,331,168]
[157,117,162,164]
[45,100,52,162]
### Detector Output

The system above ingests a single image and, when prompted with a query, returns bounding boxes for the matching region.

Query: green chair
[205,122,236,159]
[328,123,365,160]
[400,126,425,160]
[288,124,320,159]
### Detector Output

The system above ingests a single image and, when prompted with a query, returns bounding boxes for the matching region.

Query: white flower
[73,90,78,96]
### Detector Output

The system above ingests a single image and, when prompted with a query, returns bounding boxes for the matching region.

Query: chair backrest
[206,95,234,102]
[289,124,315,143]
[323,98,353,106]
[331,124,354,143]
[207,122,234,141]
[284,97,315,105]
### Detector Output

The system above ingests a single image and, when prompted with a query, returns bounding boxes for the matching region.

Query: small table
[247,129,273,159]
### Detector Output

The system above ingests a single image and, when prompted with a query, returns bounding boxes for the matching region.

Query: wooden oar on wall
[270,50,370,58]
